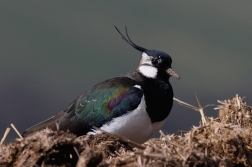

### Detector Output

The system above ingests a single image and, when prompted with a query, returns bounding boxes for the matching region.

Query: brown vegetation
[1,95,252,167]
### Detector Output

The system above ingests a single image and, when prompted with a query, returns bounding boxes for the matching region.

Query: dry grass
[1,94,252,167]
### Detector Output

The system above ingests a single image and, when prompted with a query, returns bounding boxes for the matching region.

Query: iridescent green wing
[57,77,143,135]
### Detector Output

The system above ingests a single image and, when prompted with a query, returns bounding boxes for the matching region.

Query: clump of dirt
[0,130,131,167]
[1,95,252,167]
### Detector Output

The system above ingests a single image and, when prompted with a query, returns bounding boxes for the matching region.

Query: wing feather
[22,77,143,137]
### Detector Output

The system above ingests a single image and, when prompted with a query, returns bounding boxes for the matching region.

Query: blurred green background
[1,1,252,142]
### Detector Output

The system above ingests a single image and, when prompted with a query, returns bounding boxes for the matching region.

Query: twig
[55,122,59,131]
[10,123,23,139]
[195,93,208,125]
[174,94,213,126]
[92,126,145,149]
[159,130,167,139]
[137,155,143,167]
[236,94,241,110]
[173,98,199,111]
[173,97,214,112]
[73,146,80,158]
[188,131,192,147]
[135,152,167,160]
[0,127,11,145]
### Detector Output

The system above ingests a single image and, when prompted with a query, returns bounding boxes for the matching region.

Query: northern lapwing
[22,26,180,144]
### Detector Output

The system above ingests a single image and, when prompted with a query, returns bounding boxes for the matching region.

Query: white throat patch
[138,52,158,78]
[139,66,158,78]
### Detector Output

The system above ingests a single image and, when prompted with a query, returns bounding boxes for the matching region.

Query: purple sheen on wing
[107,91,128,111]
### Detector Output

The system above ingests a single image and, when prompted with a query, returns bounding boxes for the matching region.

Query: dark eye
[152,57,158,64]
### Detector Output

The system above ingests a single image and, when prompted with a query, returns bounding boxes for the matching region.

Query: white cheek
[138,65,157,78]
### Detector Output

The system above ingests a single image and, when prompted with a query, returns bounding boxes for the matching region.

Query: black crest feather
[114,26,146,52]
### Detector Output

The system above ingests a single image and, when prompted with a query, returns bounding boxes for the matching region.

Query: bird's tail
[22,111,66,137]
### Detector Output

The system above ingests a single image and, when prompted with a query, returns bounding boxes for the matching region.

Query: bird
[22,26,180,144]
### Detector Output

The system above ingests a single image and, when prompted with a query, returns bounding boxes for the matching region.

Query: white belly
[99,96,166,144]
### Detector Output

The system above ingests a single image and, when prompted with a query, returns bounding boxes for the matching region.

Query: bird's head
[115,26,180,80]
